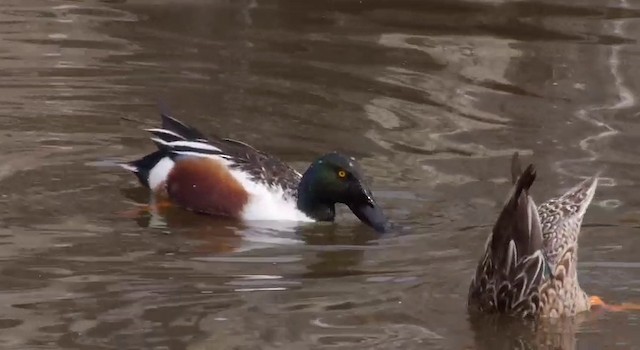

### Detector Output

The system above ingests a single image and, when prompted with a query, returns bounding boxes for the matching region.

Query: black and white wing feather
[148,113,302,198]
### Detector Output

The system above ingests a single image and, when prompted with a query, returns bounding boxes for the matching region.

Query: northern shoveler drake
[119,112,388,232]
[468,153,598,318]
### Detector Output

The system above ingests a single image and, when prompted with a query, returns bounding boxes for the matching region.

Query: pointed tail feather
[468,163,546,317]
[537,173,598,251]
[119,151,167,188]
[492,164,542,267]
[511,152,523,185]
[159,112,207,141]
[558,175,598,218]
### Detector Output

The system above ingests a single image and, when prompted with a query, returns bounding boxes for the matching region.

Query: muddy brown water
[0,0,638,349]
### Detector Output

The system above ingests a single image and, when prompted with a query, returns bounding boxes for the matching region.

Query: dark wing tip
[511,152,524,185]
[150,137,170,152]
[154,105,207,141]
[157,100,181,128]
[159,112,185,132]
[514,163,536,200]
[491,162,539,260]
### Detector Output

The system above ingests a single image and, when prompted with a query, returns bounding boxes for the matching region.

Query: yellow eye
[338,170,347,178]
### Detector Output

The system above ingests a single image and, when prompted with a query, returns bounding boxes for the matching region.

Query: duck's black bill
[349,201,388,233]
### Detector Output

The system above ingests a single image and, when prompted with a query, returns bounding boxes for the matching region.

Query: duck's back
[123,113,310,221]
[153,113,303,197]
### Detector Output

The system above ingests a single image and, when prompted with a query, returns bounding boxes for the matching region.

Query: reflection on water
[0,0,639,349]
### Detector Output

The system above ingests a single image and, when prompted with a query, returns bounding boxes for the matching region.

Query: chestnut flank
[167,157,249,218]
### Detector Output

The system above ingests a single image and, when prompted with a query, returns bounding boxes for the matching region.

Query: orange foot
[590,295,640,312]
[117,200,173,219]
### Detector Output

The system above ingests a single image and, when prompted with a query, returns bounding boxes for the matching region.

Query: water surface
[0,0,639,349]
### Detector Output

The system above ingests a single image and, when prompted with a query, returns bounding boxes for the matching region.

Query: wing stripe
[145,128,186,140]
[150,138,222,152]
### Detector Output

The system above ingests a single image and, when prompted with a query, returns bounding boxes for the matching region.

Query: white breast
[228,168,314,222]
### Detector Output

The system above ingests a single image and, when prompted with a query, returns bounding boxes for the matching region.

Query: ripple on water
[0,0,639,349]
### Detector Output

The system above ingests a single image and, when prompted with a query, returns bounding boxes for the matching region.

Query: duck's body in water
[120,112,388,232]
[468,153,597,318]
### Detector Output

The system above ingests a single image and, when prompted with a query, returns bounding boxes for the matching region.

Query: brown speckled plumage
[468,153,597,318]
